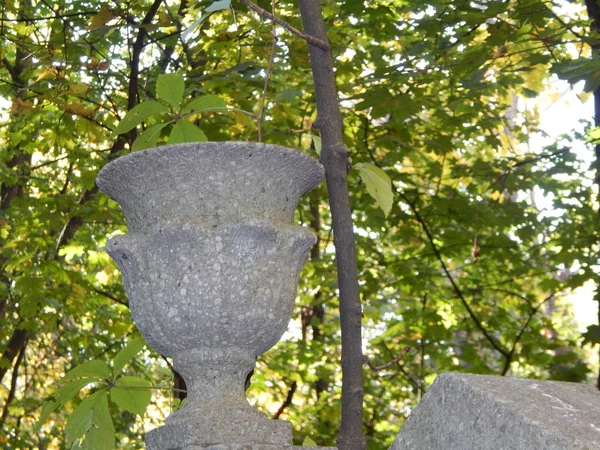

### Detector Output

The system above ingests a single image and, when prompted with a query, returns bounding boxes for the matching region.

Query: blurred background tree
[0,0,598,448]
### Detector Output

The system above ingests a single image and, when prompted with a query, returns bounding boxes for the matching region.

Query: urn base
[145,413,292,450]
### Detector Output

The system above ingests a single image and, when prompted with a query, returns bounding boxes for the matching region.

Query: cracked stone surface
[97,143,328,449]
[391,372,600,450]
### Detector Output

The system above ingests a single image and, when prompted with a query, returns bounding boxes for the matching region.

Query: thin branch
[488,148,572,193]
[54,0,163,253]
[257,0,277,142]
[31,155,70,170]
[238,0,329,50]
[501,292,557,375]
[2,57,17,79]
[272,380,297,419]
[129,0,164,111]
[0,328,28,385]
[59,161,73,196]
[0,341,26,429]
[546,3,585,41]
[360,129,509,358]
[92,288,129,307]
[510,147,570,168]
[160,355,174,371]
[397,189,510,358]
[365,345,411,372]
[54,187,98,253]
[0,11,95,22]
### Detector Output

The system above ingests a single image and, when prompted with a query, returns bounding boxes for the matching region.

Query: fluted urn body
[97,142,324,449]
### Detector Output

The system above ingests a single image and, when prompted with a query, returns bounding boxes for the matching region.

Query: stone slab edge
[391,372,600,450]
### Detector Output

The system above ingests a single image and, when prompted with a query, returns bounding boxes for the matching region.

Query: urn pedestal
[96,142,328,449]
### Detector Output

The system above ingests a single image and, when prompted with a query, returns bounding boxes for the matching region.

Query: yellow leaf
[84,57,110,72]
[72,284,87,300]
[35,69,54,82]
[65,82,90,96]
[14,23,34,35]
[65,102,95,118]
[0,222,10,239]
[88,5,114,30]
[10,98,34,115]
[157,11,171,27]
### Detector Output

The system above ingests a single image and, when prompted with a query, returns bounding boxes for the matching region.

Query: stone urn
[96,142,325,449]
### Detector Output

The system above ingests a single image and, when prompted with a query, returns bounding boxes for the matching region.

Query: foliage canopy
[0,0,598,448]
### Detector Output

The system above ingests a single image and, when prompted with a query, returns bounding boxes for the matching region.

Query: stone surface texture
[391,372,600,450]
[186,446,336,450]
[187,446,336,450]
[97,143,326,449]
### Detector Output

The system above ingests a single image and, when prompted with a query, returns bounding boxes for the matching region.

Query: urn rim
[96,141,324,197]
[95,142,325,231]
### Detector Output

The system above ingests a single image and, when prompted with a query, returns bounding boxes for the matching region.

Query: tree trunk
[0,0,32,388]
[584,0,600,391]
[296,2,367,448]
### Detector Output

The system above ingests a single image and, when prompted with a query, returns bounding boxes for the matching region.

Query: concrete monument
[97,142,331,449]
[391,372,600,450]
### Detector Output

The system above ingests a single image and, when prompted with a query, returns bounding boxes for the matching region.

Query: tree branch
[0,328,27,385]
[0,11,95,22]
[397,190,510,359]
[296,1,366,448]
[92,288,129,307]
[272,380,297,419]
[128,0,164,111]
[0,340,25,429]
[2,57,17,80]
[584,0,600,391]
[361,126,509,360]
[365,345,411,372]
[501,292,557,375]
[239,0,329,50]
[257,0,277,142]
[54,186,98,253]
[510,147,570,168]
[54,0,163,253]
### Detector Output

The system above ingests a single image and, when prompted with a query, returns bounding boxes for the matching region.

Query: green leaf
[206,0,231,13]
[34,379,94,432]
[355,162,393,217]
[582,324,600,346]
[157,74,185,110]
[81,392,114,450]
[182,95,227,114]
[34,400,59,432]
[312,135,321,155]
[167,121,207,144]
[303,436,317,446]
[181,17,205,42]
[56,378,95,404]
[131,123,168,151]
[180,1,231,43]
[63,360,110,382]
[66,390,114,450]
[65,390,106,446]
[109,376,152,416]
[114,101,169,135]
[112,336,146,376]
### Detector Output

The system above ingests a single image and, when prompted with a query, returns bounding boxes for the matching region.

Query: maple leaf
[87,6,114,30]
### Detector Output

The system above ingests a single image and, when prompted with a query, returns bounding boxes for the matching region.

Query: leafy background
[0,0,599,448]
